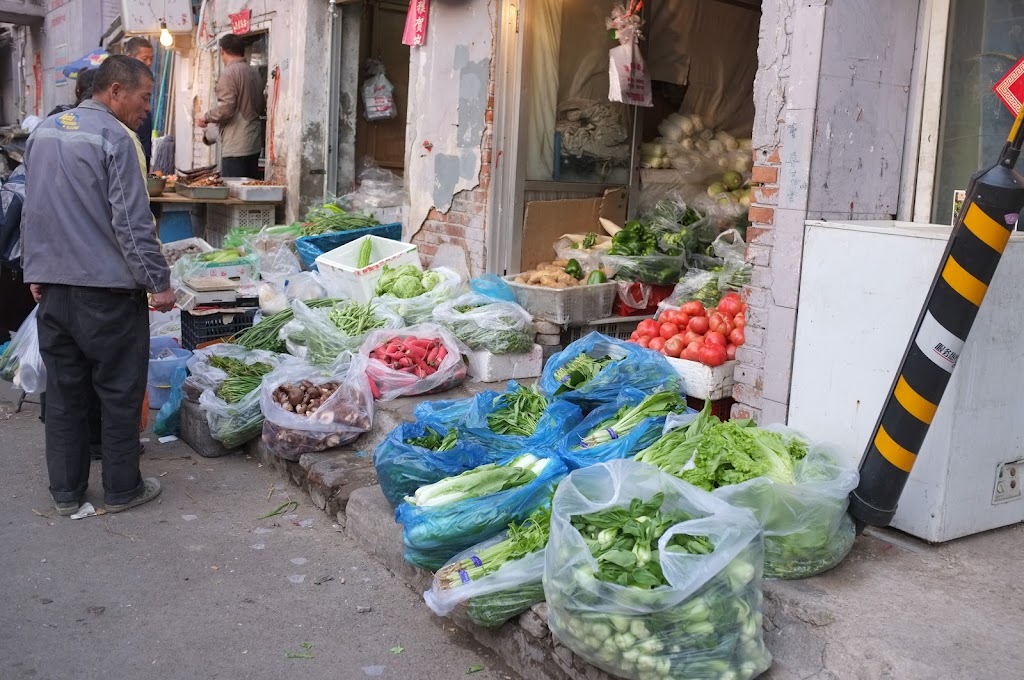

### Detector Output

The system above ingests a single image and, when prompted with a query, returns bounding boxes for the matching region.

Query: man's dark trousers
[221,154,260,179]
[37,285,148,505]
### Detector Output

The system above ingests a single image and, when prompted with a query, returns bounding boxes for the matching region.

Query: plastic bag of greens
[260,353,374,461]
[397,453,567,571]
[657,230,752,311]
[190,345,282,449]
[461,381,584,455]
[556,389,689,470]
[433,292,536,355]
[712,426,859,580]
[413,395,475,430]
[600,252,688,286]
[291,298,404,366]
[545,459,771,680]
[0,306,46,394]
[424,506,549,628]
[359,323,468,400]
[374,266,465,325]
[374,420,494,507]
[539,332,681,406]
[154,366,187,437]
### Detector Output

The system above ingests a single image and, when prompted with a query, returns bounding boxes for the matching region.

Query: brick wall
[410,34,496,277]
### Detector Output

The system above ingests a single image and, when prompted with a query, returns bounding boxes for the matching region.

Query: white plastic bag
[362,59,397,122]
[433,292,535,355]
[608,41,652,108]
[0,307,46,394]
[260,353,375,461]
[375,266,465,325]
[359,323,468,400]
[544,459,771,680]
[291,298,405,366]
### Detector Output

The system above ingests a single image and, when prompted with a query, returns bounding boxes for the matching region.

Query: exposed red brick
[751,166,779,184]
[753,186,779,205]
[745,226,773,246]
[747,206,775,225]
[766,147,781,164]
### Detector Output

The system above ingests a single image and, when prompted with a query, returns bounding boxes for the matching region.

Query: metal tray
[175,183,230,200]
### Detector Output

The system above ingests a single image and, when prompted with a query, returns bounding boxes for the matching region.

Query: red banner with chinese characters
[229,9,252,36]
[993,56,1024,115]
[402,0,429,47]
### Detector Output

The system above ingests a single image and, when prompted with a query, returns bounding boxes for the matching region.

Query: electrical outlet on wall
[992,460,1023,505]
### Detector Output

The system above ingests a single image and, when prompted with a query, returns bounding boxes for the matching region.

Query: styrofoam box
[466,344,544,383]
[225,178,285,203]
[667,357,736,400]
[315,235,421,302]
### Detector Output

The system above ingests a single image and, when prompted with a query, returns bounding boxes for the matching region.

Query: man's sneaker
[55,500,82,517]
[106,478,162,513]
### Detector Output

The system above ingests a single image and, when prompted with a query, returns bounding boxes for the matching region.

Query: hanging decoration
[606,1,652,108]
[402,0,430,47]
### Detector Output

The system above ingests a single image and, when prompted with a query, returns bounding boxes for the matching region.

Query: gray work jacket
[21,99,170,294]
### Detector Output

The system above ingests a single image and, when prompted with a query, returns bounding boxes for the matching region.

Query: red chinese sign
[229,9,252,36]
[993,56,1024,114]
[402,0,429,47]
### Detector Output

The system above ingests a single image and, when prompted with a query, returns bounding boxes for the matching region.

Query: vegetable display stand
[294,222,402,270]
[561,315,653,345]
[667,357,736,400]
[465,344,544,383]
[503,277,617,326]
[181,308,259,351]
[315,235,420,302]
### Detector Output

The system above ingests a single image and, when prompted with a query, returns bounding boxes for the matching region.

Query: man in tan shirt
[198,34,264,178]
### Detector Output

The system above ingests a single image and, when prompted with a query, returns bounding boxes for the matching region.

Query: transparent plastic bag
[554,234,614,273]
[359,323,468,400]
[544,459,771,680]
[433,292,535,355]
[346,159,404,210]
[556,388,686,470]
[424,533,546,628]
[657,230,752,312]
[538,332,681,406]
[291,298,404,366]
[375,266,465,325]
[0,306,45,394]
[713,426,859,580]
[600,252,688,286]
[374,420,494,507]
[154,366,187,437]
[362,59,397,122]
[260,354,375,461]
[396,455,568,571]
[461,381,584,455]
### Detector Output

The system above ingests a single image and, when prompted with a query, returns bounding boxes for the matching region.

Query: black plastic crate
[561,315,653,344]
[181,308,258,351]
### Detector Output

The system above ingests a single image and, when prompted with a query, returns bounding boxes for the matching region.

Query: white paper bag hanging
[608,41,653,107]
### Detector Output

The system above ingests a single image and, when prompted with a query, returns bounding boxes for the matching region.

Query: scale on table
[176,277,259,311]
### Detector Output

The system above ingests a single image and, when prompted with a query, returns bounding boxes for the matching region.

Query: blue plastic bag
[396,455,567,571]
[412,395,480,429]
[556,388,691,470]
[374,421,495,507]
[154,366,187,437]
[462,381,584,455]
[470,274,516,302]
[539,332,682,407]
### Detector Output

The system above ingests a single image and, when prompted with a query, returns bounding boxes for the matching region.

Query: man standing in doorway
[124,37,155,170]
[197,34,264,178]
[22,56,175,516]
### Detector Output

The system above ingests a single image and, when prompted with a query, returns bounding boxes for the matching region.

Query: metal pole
[850,107,1024,530]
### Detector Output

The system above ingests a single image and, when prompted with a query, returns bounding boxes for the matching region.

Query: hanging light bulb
[159,22,174,48]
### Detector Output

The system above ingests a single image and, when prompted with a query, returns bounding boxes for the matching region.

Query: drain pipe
[325,0,342,199]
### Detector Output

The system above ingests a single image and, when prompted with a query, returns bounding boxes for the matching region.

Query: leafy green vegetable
[552,354,613,394]
[404,454,549,507]
[576,392,685,449]
[487,385,548,437]
[608,221,658,257]
[422,270,443,292]
[680,419,809,491]
[302,202,378,236]
[582,232,598,250]
[406,426,458,452]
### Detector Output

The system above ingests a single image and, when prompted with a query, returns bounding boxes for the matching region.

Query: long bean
[234,298,341,352]
[217,375,264,403]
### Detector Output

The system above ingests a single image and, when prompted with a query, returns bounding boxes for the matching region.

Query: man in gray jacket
[22,56,176,516]
[197,34,264,178]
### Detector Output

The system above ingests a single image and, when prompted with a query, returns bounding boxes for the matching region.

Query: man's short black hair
[75,68,96,104]
[93,55,154,94]
[124,36,153,56]
[219,34,246,57]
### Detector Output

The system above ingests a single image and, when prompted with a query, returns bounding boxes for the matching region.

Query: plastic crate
[315,235,420,302]
[207,203,276,232]
[181,308,258,351]
[294,222,403,270]
[503,277,617,326]
[561,315,652,344]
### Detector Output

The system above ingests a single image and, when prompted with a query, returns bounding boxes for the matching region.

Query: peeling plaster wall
[405,0,496,275]
[173,0,331,221]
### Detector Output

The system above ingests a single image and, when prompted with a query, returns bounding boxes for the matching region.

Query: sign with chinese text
[229,9,252,36]
[993,56,1024,115]
[402,0,429,47]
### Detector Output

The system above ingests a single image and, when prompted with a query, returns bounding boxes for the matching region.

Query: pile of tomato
[627,292,747,367]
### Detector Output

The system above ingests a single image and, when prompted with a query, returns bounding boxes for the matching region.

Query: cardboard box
[520,188,628,272]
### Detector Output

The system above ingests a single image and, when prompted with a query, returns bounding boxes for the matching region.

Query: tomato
[734,315,746,329]
[688,316,710,335]
[664,337,684,358]
[659,322,679,340]
[648,336,666,352]
[637,336,651,349]
[681,301,705,317]
[661,310,679,325]
[726,343,738,360]
[674,312,690,329]
[742,303,748,312]
[720,319,735,337]
[708,313,726,335]
[683,331,703,346]
[698,344,727,367]
[705,331,727,347]
[681,343,701,362]
[718,295,743,317]
[637,319,659,337]
[629,331,640,342]
[729,328,746,346]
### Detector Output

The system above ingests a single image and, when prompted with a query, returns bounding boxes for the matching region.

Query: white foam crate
[503,277,617,326]
[667,357,736,401]
[466,344,544,383]
[315,235,421,302]
[225,179,285,203]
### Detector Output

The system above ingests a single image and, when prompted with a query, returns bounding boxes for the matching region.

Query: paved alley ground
[0,401,520,680]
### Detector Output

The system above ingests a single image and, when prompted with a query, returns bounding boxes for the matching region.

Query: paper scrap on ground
[158,436,178,444]
[70,503,97,520]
